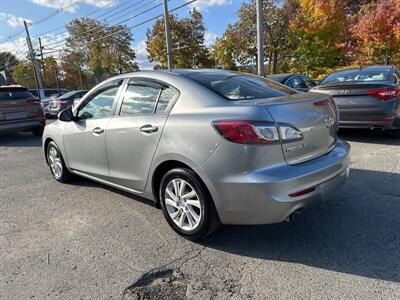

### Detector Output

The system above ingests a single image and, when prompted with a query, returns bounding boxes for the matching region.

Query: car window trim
[115,77,180,117]
[76,79,124,120]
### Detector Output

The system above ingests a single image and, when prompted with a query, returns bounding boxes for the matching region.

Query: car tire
[46,141,72,183]
[32,126,44,136]
[159,168,220,241]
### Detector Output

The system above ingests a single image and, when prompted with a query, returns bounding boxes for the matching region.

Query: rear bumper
[337,101,400,130]
[201,139,351,225]
[0,119,45,133]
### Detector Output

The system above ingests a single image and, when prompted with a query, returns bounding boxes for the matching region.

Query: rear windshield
[184,72,297,101]
[0,89,34,100]
[321,68,392,84]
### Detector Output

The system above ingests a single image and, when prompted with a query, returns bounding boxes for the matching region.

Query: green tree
[12,61,36,88]
[146,9,212,69]
[63,18,138,83]
[211,0,298,74]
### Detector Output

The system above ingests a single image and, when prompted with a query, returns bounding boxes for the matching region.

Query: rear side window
[321,68,392,84]
[156,86,179,113]
[184,72,296,101]
[120,85,160,116]
[287,76,307,89]
[0,89,34,100]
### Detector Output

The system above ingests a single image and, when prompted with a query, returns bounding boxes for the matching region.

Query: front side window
[120,85,160,116]
[78,86,119,120]
[184,71,296,101]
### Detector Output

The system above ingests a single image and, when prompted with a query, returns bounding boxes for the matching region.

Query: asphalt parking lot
[0,128,399,299]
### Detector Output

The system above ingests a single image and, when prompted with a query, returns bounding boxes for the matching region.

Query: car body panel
[43,70,350,225]
[0,86,45,133]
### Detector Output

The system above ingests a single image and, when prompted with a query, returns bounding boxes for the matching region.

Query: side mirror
[58,108,73,122]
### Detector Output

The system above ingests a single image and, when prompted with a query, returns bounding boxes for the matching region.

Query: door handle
[92,127,104,135]
[140,124,158,133]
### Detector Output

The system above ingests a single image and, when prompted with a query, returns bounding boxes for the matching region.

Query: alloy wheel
[164,178,202,231]
[48,146,63,179]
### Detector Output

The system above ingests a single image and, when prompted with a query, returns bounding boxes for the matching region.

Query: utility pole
[55,67,60,92]
[24,20,44,99]
[256,0,264,76]
[78,66,83,89]
[163,0,174,71]
[38,37,47,88]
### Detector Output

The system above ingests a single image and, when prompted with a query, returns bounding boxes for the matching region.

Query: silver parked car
[43,70,351,240]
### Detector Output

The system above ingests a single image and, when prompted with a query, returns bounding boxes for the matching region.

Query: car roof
[266,73,297,82]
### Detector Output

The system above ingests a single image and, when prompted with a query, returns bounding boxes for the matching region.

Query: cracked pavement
[0,128,399,299]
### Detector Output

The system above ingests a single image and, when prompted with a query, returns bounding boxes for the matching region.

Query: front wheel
[47,141,72,183]
[159,168,220,241]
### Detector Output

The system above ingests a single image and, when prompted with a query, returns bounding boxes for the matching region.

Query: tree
[146,9,212,69]
[211,0,298,74]
[290,0,348,77]
[0,51,19,83]
[12,61,36,88]
[350,0,400,65]
[63,18,138,83]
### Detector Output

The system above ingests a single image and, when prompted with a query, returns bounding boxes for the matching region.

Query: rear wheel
[159,168,220,240]
[32,126,44,136]
[47,141,72,183]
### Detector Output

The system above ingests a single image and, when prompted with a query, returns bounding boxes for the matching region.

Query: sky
[0,0,246,70]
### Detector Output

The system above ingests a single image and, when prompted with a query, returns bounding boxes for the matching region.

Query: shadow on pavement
[0,132,42,147]
[203,168,400,283]
[339,128,400,146]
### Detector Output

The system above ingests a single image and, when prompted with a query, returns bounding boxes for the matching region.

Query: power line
[43,0,162,48]
[33,0,120,37]
[44,0,198,53]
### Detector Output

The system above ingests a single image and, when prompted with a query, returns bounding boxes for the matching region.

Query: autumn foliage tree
[146,9,213,69]
[289,0,348,77]
[351,0,400,65]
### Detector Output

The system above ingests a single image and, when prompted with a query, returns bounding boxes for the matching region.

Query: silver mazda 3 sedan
[43,70,351,240]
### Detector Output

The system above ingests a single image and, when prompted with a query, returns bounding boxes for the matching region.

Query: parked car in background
[266,73,317,92]
[0,86,45,135]
[30,88,68,116]
[43,70,350,240]
[311,65,400,137]
[47,90,88,117]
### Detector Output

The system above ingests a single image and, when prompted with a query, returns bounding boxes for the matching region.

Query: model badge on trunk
[339,89,350,95]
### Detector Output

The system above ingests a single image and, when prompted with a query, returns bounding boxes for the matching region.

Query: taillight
[56,99,69,104]
[212,120,303,144]
[367,88,400,100]
[212,120,279,144]
[28,98,41,104]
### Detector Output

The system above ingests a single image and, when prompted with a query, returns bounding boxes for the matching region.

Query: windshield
[59,91,80,99]
[184,72,296,101]
[321,68,392,85]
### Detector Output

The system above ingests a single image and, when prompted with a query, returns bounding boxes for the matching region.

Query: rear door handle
[92,127,104,135]
[140,124,158,133]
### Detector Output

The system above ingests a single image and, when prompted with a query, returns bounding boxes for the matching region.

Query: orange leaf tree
[351,0,400,65]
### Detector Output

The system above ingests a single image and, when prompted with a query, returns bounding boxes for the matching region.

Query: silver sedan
[43,69,351,240]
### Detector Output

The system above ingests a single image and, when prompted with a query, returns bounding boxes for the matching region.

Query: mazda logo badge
[324,114,335,128]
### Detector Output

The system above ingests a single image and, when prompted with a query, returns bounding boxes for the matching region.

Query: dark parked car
[311,65,400,137]
[267,73,317,92]
[0,86,45,135]
[29,88,68,115]
[47,90,88,117]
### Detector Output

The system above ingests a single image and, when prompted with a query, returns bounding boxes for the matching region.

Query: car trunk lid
[311,82,394,108]
[247,93,338,165]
